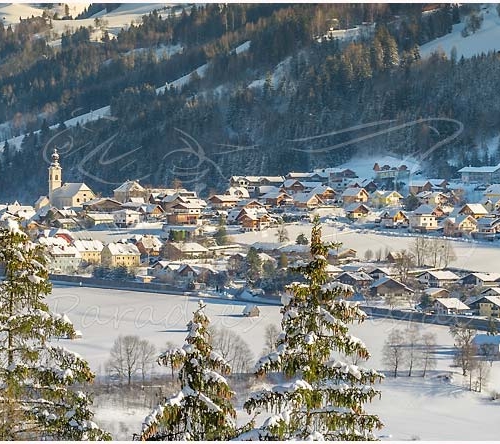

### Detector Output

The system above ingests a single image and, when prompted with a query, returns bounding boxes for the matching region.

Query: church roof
[51,182,92,199]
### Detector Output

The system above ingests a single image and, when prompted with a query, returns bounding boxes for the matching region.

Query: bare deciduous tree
[382,329,407,377]
[405,323,421,377]
[475,359,490,392]
[420,332,437,377]
[106,335,156,385]
[392,250,416,283]
[262,324,280,355]
[364,249,374,261]
[411,237,429,267]
[210,327,255,374]
[450,323,477,377]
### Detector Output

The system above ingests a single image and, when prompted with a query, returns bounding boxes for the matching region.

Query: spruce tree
[141,300,247,440]
[243,218,383,440]
[0,219,110,440]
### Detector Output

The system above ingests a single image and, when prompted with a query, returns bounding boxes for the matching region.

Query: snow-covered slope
[421,5,500,59]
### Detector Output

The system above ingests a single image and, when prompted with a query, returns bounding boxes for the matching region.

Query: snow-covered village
[3,2,500,441]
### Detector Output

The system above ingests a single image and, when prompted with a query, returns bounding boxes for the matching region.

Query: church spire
[48,148,62,202]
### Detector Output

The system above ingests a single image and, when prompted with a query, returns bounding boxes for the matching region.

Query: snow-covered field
[48,284,500,440]
[230,221,500,273]
[421,4,500,59]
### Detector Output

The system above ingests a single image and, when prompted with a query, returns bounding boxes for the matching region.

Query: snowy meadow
[48,285,500,440]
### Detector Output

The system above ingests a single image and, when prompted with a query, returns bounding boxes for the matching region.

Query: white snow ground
[421,4,500,59]
[47,284,500,440]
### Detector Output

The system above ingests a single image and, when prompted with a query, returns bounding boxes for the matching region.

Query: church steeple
[48,148,62,201]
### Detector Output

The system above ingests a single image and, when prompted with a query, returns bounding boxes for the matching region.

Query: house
[473,216,500,241]
[46,244,82,274]
[83,197,122,213]
[368,266,397,281]
[113,180,146,203]
[84,212,115,228]
[260,190,293,207]
[149,261,183,282]
[324,167,358,190]
[135,235,163,258]
[176,263,218,288]
[335,271,373,288]
[341,187,369,205]
[459,272,500,288]
[408,180,433,195]
[308,185,337,203]
[164,242,209,260]
[467,295,500,317]
[433,298,470,315]
[239,212,273,231]
[225,186,250,198]
[101,242,141,268]
[424,287,450,300]
[443,215,478,237]
[344,203,370,220]
[293,192,324,209]
[408,205,438,232]
[47,149,95,208]
[73,239,104,265]
[229,176,285,194]
[372,162,410,181]
[208,194,240,209]
[417,191,449,206]
[370,277,414,300]
[458,203,489,219]
[457,163,500,184]
[282,179,322,195]
[346,178,378,193]
[113,209,141,228]
[472,334,500,355]
[417,270,459,288]
[370,190,403,208]
[483,184,500,201]
[330,248,357,262]
[242,304,260,317]
[480,287,500,297]
[166,200,205,225]
[378,209,409,228]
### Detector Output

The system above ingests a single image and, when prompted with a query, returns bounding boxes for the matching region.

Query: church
[43,149,96,209]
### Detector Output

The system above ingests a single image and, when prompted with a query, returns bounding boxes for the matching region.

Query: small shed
[242,304,260,317]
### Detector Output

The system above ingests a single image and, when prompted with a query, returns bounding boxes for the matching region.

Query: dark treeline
[0,3,495,202]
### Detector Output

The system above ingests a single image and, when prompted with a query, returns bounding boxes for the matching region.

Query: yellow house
[73,239,104,265]
[370,190,403,208]
[443,215,478,237]
[101,242,141,268]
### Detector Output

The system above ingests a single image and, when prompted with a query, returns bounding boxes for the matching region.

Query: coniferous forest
[1,4,499,201]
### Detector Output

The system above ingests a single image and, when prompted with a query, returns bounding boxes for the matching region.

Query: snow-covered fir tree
[242,218,383,440]
[0,219,111,440]
[141,300,249,440]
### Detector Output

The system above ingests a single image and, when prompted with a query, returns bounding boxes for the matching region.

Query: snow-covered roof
[434,297,469,310]
[113,180,145,193]
[171,242,209,253]
[105,242,140,256]
[458,164,500,173]
[413,204,436,215]
[424,287,449,296]
[342,187,367,197]
[460,203,489,214]
[73,239,104,252]
[473,334,500,346]
[52,182,92,199]
[420,270,459,280]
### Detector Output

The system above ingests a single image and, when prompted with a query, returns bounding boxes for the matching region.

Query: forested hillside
[1,3,498,201]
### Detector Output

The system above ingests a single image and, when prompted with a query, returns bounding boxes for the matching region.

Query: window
[55,175,58,180]
[76,198,80,203]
